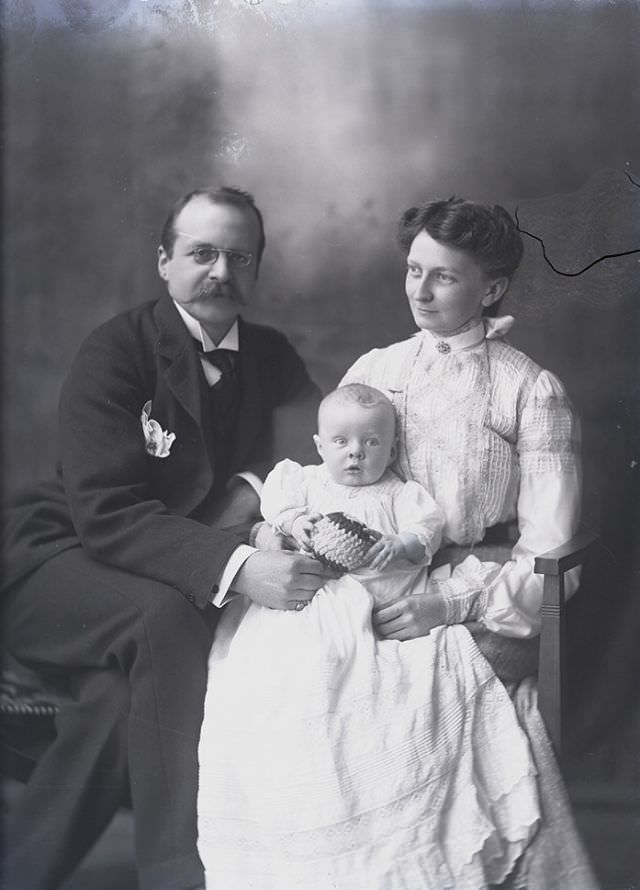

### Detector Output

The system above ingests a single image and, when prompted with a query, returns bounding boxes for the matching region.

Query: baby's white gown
[197,462,540,890]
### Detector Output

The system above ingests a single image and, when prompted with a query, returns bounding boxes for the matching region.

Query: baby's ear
[313,434,323,459]
[388,438,398,465]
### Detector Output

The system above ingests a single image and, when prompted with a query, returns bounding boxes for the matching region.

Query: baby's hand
[291,512,324,552]
[365,535,407,571]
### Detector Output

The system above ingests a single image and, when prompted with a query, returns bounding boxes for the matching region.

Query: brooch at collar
[141,401,176,458]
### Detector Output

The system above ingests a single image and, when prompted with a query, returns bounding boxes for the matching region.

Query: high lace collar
[416,315,515,354]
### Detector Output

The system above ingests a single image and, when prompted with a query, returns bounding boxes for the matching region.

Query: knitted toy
[309,512,378,574]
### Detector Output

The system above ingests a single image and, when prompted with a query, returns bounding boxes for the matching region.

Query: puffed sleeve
[392,480,444,564]
[339,349,382,388]
[432,370,582,638]
[260,459,311,534]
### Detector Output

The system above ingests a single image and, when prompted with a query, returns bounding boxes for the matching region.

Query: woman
[341,196,597,888]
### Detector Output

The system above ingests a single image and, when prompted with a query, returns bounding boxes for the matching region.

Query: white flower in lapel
[141,400,176,458]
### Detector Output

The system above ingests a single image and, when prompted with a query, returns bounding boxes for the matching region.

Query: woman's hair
[397,197,524,281]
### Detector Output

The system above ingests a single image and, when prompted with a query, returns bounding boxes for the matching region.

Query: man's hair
[320,384,396,424]
[397,196,523,281]
[159,186,266,265]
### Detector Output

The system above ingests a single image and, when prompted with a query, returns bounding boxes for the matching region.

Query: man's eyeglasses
[187,245,253,269]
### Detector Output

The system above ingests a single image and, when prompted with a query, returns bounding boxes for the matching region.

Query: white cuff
[429,573,490,625]
[442,584,489,625]
[212,544,256,607]
[233,472,263,498]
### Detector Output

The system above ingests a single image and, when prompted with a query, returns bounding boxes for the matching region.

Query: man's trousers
[3,547,215,890]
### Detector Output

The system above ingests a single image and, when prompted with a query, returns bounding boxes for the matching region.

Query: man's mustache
[198,282,245,304]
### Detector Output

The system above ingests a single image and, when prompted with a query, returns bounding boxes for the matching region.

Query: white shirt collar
[172,300,239,352]
[417,315,515,354]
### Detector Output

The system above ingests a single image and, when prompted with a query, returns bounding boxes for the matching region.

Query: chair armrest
[535,528,597,758]
[534,529,599,576]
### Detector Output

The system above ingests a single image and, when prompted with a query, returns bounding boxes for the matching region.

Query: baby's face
[314,401,397,487]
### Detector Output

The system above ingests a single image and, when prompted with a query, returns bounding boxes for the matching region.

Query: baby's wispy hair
[319,384,397,433]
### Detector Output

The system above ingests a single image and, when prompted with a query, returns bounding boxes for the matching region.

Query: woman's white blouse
[341,317,582,638]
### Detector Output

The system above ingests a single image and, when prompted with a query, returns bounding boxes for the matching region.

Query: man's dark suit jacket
[3,295,320,607]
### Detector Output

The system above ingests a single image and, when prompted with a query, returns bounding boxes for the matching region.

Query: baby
[272,383,436,576]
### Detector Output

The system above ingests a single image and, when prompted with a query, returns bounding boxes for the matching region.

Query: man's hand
[364,535,407,571]
[232,550,336,611]
[373,591,447,641]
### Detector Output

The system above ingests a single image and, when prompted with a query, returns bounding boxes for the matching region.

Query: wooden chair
[535,528,598,757]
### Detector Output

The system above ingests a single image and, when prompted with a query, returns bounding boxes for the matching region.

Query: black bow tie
[197,347,237,378]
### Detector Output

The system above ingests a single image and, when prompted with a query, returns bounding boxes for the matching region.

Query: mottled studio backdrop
[2,0,639,767]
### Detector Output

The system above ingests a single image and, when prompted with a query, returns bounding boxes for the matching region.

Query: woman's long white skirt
[197,578,540,890]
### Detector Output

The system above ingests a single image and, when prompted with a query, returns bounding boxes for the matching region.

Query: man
[2,187,333,890]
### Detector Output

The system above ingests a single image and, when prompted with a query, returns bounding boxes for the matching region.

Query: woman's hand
[373,591,447,641]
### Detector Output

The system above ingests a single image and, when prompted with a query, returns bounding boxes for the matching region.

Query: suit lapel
[153,297,206,429]
[152,297,216,509]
